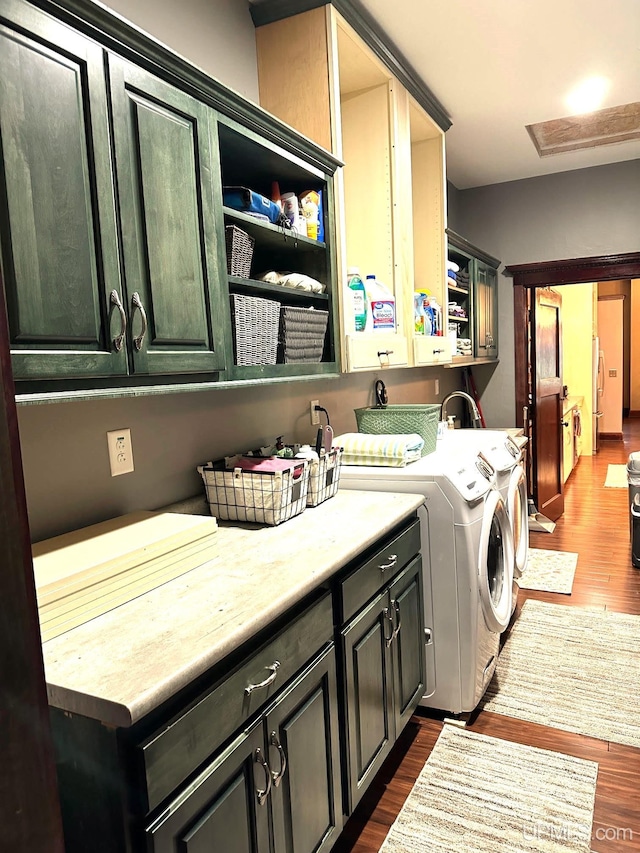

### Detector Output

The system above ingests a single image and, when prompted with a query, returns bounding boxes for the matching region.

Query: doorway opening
[505,252,640,520]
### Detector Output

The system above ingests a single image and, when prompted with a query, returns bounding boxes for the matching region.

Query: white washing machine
[339,447,514,715]
[440,430,528,580]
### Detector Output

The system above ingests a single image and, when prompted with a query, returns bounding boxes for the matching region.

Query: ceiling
[355,0,640,189]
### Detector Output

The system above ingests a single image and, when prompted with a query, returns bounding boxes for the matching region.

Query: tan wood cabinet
[256,6,451,372]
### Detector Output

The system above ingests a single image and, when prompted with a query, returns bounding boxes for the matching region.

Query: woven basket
[278,306,329,363]
[230,293,280,366]
[225,225,255,278]
[354,403,440,457]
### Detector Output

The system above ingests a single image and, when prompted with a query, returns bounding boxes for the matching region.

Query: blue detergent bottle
[347,267,367,332]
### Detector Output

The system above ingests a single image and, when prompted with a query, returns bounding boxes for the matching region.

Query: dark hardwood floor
[333,421,640,853]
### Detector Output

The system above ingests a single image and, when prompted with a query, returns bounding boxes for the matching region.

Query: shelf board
[224,207,326,251]
[228,276,329,305]
[445,356,500,369]
[447,315,468,322]
[447,283,469,295]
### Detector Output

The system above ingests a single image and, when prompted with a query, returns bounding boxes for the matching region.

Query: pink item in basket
[230,457,306,478]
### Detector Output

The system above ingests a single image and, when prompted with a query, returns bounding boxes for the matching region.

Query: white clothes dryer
[440,430,528,580]
[339,447,514,715]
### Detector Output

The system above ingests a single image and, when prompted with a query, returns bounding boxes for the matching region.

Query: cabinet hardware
[424,627,433,643]
[269,731,287,786]
[377,350,393,358]
[433,348,444,354]
[391,599,402,642]
[131,292,148,351]
[245,661,280,695]
[378,554,397,574]
[383,607,395,647]
[254,747,272,806]
[110,290,127,352]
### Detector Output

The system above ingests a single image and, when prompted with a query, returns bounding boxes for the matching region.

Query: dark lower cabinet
[147,645,342,853]
[341,556,425,814]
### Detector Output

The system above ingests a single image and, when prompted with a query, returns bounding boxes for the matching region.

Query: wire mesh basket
[197,457,309,525]
[354,404,440,457]
[225,224,255,278]
[230,293,280,366]
[278,305,329,363]
[306,448,342,506]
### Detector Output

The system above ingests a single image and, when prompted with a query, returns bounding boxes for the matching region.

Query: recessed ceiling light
[565,76,609,115]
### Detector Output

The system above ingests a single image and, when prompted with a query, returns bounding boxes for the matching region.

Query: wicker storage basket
[197,457,309,526]
[225,224,255,278]
[230,293,280,366]
[354,403,440,457]
[306,448,342,506]
[278,306,329,363]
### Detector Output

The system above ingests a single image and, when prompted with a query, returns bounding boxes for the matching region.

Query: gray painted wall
[454,159,640,426]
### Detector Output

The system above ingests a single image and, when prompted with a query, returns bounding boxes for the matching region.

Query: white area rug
[380,725,598,852]
[604,464,628,488]
[482,600,640,748]
[517,548,578,594]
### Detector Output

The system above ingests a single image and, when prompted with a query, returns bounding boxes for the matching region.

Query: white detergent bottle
[365,275,395,332]
[347,267,367,332]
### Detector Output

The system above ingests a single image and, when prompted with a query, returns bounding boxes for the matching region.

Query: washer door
[478,489,514,633]
[508,465,529,578]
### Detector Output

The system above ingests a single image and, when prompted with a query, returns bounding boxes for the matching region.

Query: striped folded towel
[334,433,424,467]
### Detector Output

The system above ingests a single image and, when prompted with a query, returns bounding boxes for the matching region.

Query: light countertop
[42,490,424,728]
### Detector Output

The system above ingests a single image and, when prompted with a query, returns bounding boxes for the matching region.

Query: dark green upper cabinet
[108,56,227,376]
[0,0,125,380]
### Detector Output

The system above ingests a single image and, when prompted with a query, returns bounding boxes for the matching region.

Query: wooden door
[532,287,564,521]
[267,645,343,853]
[388,557,425,734]
[0,1,126,381]
[342,590,394,814]
[146,722,269,853]
[108,55,228,376]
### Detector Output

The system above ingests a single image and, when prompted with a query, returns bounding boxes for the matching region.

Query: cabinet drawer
[413,335,452,366]
[346,333,409,371]
[138,592,333,812]
[340,517,421,623]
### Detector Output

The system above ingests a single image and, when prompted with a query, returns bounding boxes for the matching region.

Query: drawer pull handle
[254,747,272,806]
[377,350,394,358]
[109,290,127,352]
[433,348,444,354]
[391,599,402,641]
[384,607,395,647]
[269,731,287,786]
[131,292,148,352]
[379,554,397,574]
[245,661,280,696]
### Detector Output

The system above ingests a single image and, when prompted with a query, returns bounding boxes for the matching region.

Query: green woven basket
[354,404,440,457]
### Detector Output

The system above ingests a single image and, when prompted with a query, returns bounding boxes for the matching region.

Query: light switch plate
[107,428,134,476]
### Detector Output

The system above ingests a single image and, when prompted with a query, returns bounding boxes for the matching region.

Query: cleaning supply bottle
[347,267,367,332]
[365,274,395,332]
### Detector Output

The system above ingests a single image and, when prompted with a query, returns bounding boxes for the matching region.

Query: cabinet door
[388,557,425,733]
[267,645,342,853]
[147,722,270,853]
[108,55,228,376]
[0,0,126,381]
[341,590,394,814]
[474,261,498,358]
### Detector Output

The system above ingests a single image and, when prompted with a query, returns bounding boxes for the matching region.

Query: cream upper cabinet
[256,6,450,372]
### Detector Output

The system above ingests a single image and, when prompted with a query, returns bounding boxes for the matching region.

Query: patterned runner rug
[380,725,598,852]
[482,600,640,748]
[517,548,578,594]
[604,464,628,488]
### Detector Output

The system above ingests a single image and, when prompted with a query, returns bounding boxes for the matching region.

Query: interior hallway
[334,421,640,853]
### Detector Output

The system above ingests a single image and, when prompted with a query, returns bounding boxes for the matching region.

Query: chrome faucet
[440,390,483,428]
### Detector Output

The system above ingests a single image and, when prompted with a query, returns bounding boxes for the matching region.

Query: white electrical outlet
[107,428,134,476]
[310,399,320,425]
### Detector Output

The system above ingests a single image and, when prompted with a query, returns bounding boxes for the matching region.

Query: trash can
[628,452,640,568]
